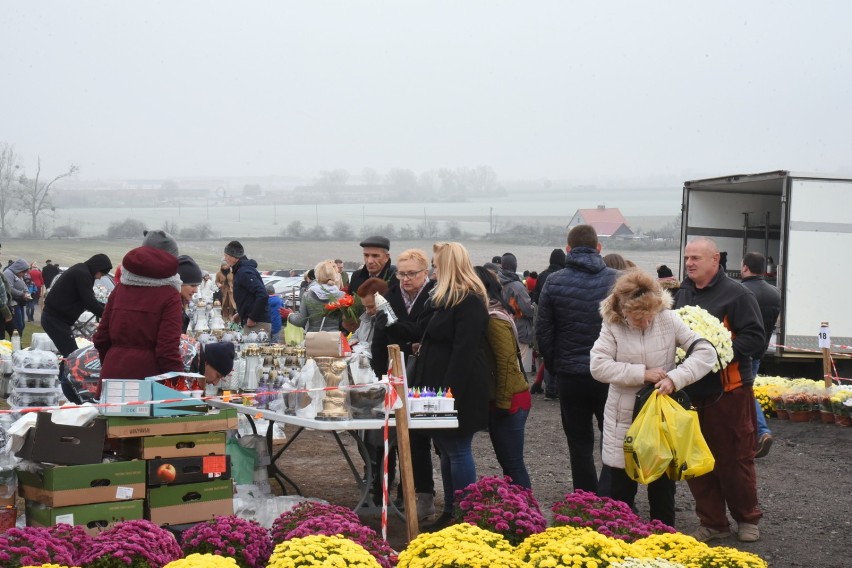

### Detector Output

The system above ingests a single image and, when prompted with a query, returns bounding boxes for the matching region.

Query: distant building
[567,205,634,238]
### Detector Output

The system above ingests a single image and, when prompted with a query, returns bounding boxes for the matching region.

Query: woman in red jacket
[93,245,184,396]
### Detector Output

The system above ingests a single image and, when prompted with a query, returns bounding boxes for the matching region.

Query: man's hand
[245,318,256,328]
[643,367,667,383]
[231,313,240,323]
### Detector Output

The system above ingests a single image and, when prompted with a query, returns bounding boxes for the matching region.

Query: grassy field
[4,238,681,280]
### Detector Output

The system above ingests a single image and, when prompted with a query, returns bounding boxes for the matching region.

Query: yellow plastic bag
[659,394,715,480]
[623,390,673,484]
[284,321,305,346]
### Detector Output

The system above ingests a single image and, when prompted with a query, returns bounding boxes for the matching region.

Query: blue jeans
[432,432,476,512]
[752,358,771,438]
[488,408,531,489]
[557,373,609,493]
[12,305,25,336]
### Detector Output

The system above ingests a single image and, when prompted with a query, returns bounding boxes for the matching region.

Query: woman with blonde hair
[590,269,716,527]
[410,242,489,530]
[288,259,344,332]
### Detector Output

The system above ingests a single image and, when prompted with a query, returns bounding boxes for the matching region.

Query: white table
[208,399,457,513]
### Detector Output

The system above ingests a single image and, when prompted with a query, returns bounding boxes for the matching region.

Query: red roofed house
[567,205,634,238]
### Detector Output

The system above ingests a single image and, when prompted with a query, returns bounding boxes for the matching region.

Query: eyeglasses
[396,269,426,280]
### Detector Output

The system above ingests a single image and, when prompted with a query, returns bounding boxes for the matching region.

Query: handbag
[305,331,343,357]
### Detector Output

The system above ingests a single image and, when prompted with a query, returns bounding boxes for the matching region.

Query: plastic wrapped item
[8,388,64,409]
[348,384,387,419]
[232,485,325,529]
[294,360,324,419]
[29,333,58,353]
[11,372,61,390]
[12,350,59,372]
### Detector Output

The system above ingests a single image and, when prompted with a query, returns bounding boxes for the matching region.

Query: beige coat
[590,309,716,468]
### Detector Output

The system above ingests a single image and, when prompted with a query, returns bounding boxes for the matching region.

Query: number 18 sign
[818,323,831,349]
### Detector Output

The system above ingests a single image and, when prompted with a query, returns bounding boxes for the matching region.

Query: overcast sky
[2,1,851,185]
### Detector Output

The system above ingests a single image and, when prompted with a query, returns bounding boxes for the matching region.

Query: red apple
[156,463,177,484]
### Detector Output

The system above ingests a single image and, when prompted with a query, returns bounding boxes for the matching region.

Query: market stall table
[207,399,457,515]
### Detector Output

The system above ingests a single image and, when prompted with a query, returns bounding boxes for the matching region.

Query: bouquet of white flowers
[675,305,733,373]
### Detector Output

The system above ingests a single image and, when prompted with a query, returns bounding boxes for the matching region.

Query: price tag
[203,455,227,475]
[56,513,74,525]
[115,486,135,500]
[223,390,232,402]
[818,325,831,349]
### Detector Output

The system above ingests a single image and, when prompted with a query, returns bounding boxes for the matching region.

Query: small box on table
[100,376,209,417]
[17,460,146,507]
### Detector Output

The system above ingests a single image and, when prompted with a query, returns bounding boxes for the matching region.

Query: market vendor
[178,255,203,333]
[193,341,236,388]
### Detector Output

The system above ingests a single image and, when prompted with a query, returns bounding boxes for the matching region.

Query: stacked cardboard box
[17,408,238,533]
[18,412,146,535]
[105,409,238,525]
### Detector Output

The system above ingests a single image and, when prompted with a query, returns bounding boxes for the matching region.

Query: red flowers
[324,294,357,321]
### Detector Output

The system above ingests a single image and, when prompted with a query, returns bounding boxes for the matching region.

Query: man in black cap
[349,235,398,310]
[223,240,270,333]
[194,341,235,389]
[41,253,113,403]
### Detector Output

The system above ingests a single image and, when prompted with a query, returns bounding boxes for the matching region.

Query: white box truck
[679,170,852,372]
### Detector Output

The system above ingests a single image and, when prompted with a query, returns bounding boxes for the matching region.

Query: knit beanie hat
[500,253,518,273]
[142,230,179,257]
[204,342,235,376]
[224,240,245,258]
[657,265,674,279]
[177,255,203,286]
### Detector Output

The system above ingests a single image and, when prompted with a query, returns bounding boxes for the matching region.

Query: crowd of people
[0,224,781,544]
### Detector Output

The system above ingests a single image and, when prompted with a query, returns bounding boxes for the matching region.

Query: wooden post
[388,344,419,541]
[821,321,832,389]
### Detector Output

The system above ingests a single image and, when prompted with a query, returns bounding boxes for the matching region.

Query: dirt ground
[271,392,851,567]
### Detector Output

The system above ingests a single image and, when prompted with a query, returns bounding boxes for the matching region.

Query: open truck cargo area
[680,170,852,373]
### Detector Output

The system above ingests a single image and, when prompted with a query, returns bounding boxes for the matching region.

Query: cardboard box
[116,431,227,460]
[103,408,238,438]
[100,377,209,417]
[26,499,145,535]
[147,455,231,486]
[16,412,106,466]
[17,460,146,507]
[146,478,233,525]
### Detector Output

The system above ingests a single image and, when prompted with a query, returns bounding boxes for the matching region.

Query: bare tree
[16,157,78,237]
[361,167,381,186]
[0,144,22,236]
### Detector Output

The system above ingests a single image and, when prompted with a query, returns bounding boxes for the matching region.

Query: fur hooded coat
[589,290,717,468]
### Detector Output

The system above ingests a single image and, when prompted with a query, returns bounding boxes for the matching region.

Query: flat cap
[359,235,390,250]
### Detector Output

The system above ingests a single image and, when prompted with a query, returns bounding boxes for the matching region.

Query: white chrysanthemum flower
[675,305,733,372]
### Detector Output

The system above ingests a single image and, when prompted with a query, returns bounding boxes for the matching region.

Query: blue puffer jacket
[535,247,617,376]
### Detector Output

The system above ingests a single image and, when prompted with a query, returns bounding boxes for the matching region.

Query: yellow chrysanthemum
[164,554,240,568]
[266,534,381,568]
[676,545,768,568]
[631,533,707,561]
[398,524,521,568]
[516,526,635,567]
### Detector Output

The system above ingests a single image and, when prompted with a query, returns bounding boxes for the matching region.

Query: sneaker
[690,525,731,542]
[737,522,760,542]
[755,433,773,458]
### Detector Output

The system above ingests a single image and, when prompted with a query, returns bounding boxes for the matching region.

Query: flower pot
[776,408,789,420]
[820,410,836,424]
[788,410,812,423]
[0,507,16,531]
[835,414,852,427]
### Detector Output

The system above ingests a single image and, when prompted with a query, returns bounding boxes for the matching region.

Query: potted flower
[397,523,525,568]
[819,392,835,424]
[271,501,361,542]
[453,475,547,545]
[831,390,852,427]
[783,391,814,422]
[551,490,675,542]
[516,525,634,567]
[181,515,272,568]
[165,554,240,568]
[77,519,182,568]
[0,526,76,567]
[280,516,395,568]
[266,534,381,568]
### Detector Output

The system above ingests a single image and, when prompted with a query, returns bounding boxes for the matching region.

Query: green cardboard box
[26,499,144,535]
[18,460,146,507]
[103,408,238,438]
[146,478,233,525]
[116,431,227,460]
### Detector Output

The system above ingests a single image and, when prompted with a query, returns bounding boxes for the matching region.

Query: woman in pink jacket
[93,245,184,396]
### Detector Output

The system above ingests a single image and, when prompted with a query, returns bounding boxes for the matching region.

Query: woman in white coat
[590,269,716,527]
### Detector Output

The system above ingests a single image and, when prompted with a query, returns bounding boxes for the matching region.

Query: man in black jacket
[530,247,567,397]
[535,225,617,494]
[741,251,782,458]
[675,238,765,543]
[42,260,60,290]
[42,253,112,403]
[223,241,270,334]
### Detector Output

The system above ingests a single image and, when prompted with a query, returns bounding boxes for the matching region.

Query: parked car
[262,275,302,308]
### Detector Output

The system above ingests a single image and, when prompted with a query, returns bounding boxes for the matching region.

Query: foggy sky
[2,1,851,184]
